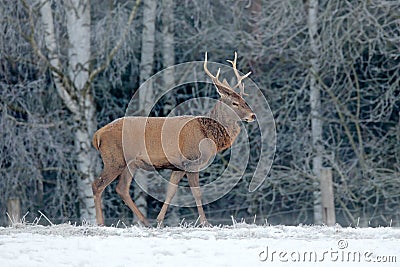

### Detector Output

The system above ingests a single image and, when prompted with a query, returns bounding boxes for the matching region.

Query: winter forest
[0,0,399,228]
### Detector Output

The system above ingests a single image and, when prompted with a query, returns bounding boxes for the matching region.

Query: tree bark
[161,0,179,225]
[65,0,97,224]
[307,0,323,225]
[139,0,157,110]
[320,168,335,226]
[37,0,141,224]
[39,0,79,114]
[7,198,21,225]
[162,0,175,112]
[135,0,157,221]
[40,0,97,223]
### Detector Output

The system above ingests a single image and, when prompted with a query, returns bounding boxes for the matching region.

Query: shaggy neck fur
[199,100,241,151]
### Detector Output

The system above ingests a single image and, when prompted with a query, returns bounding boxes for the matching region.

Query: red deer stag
[92,52,255,226]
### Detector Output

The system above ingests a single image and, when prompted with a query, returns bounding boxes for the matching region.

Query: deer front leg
[116,166,150,227]
[187,172,210,226]
[156,171,186,227]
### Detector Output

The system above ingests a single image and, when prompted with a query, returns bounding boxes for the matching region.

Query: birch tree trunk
[66,0,97,223]
[307,0,323,224]
[162,0,175,112]
[161,0,179,225]
[40,0,96,223]
[139,0,157,108]
[37,0,141,224]
[135,0,157,221]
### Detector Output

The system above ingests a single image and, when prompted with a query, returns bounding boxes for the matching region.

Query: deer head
[204,52,256,122]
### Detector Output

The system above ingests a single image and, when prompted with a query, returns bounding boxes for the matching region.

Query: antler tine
[234,75,251,96]
[232,71,251,88]
[204,52,213,78]
[235,71,251,96]
[205,52,248,95]
[204,52,221,84]
[226,51,251,96]
[216,67,221,80]
[226,51,238,69]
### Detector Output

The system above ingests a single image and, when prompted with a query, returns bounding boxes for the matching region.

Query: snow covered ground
[0,223,399,267]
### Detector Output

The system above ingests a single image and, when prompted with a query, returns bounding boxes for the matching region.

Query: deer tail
[92,131,101,151]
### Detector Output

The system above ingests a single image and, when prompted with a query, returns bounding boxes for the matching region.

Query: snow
[0,224,399,267]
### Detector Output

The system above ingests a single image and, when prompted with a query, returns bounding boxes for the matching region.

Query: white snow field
[0,223,399,267]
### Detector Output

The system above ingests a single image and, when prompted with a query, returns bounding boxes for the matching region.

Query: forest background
[0,0,399,227]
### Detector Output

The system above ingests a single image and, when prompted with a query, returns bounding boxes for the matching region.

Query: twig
[6,212,14,225]
[38,210,54,226]
[85,0,142,91]
[179,218,186,227]
[194,215,200,227]
[231,215,237,228]
[21,211,30,224]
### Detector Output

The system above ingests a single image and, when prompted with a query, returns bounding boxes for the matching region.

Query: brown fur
[198,117,232,151]
[92,53,256,226]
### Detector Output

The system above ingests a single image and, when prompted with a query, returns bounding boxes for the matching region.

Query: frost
[0,224,399,266]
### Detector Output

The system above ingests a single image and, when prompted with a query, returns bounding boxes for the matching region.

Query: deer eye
[232,102,239,107]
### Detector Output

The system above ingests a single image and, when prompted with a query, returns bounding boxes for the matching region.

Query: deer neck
[207,101,241,142]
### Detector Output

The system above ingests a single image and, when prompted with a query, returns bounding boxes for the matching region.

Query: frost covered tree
[37,0,96,222]
[134,0,157,222]
[37,0,141,223]
[8,0,141,223]
[1,0,399,227]
[306,0,323,224]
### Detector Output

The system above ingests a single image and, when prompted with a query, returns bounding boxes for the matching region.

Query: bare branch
[85,0,142,91]
[21,0,79,114]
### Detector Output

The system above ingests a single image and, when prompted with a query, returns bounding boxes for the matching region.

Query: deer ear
[214,83,232,97]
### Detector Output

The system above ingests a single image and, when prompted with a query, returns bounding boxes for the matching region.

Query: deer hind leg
[116,166,150,227]
[187,172,210,226]
[156,171,186,227]
[92,166,124,226]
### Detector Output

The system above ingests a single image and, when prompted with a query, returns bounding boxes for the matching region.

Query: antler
[204,52,251,96]
[226,51,251,96]
[204,52,223,87]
